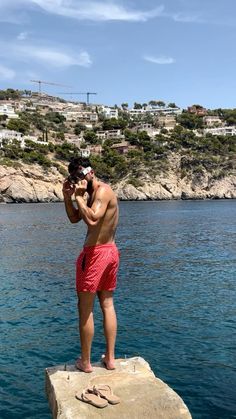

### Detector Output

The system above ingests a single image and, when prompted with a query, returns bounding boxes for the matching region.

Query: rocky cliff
[1,157,236,203]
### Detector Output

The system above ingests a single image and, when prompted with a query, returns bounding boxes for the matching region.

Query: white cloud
[19,45,92,67]
[144,55,175,65]
[0,41,92,68]
[0,64,16,80]
[172,12,204,24]
[1,0,164,22]
[17,31,28,41]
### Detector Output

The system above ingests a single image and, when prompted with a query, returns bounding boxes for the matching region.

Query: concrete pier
[46,357,192,418]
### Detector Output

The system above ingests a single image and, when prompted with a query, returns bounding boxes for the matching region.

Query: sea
[0,200,236,419]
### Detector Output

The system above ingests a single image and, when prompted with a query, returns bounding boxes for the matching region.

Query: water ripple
[0,201,236,418]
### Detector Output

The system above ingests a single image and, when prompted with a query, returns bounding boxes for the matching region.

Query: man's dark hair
[68,157,92,174]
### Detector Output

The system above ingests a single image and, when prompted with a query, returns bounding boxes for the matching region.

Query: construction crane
[59,92,97,105]
[30,80,72,94]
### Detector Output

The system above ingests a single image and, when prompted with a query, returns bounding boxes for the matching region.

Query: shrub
[128,177,143,188]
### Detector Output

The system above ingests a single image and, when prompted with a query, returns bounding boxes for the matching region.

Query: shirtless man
[62,157,119,373]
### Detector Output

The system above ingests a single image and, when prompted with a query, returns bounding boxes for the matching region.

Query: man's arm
[62,179,82,223]
[75,186,110,226]
[64,196,82,223]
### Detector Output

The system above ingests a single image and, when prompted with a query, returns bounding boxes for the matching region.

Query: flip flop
[88,385,120,405]
[75,389,108,408]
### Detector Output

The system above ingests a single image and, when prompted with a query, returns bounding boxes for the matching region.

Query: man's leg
[76,291,96,373]
[98,290,117,370]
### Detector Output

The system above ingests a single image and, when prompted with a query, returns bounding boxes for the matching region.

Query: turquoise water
[0,200,236,418]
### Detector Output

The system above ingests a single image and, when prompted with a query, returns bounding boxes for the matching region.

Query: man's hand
[74,179,88,197]
[62,179,75,199]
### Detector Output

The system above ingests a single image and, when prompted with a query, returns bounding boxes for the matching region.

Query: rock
[0,164,64,203]
[1,160,236,202]
[115,183,147,200]
[46,357,192,419]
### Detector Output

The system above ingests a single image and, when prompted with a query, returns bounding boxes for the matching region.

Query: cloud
[0,64,16,80]
[172,12,204,24]
[1,0,164,22]
[18,45,92,67]
[144,55,175,65]
[17,31,28,41]
[0,41,92,68]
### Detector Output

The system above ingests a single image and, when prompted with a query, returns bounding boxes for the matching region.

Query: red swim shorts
[76,243,119,293]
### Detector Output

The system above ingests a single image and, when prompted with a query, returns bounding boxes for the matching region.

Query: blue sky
[0,0,235,109]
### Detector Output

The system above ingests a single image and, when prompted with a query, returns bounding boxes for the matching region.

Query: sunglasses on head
[68,166,92,184]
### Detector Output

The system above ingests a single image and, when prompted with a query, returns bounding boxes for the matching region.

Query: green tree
[102,118,127,130]
[133,102,142,109]
[74,123,85,135]
[156,101,166,108]
[0,89,22,100]
[45,112,66,124]
[7,118,30,134]
[83,130,98,144]
[177,113,203,130]
[168,102,177,108]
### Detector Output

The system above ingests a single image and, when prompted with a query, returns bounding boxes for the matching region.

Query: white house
[96,129,125,141]
[0,129,47,148]
[64,134,83,148]
[136,124,161,137]
[129,108,146,118]
[147,105,182,116]
[0,129,24,148]
[80,149,91,158]
[99,106,119,119]
[0,129,22,141]
[0,104,19,119]
[203,126,236,136]
[203,116,223,127]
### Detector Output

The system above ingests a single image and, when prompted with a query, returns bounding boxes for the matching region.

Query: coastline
[1,162,236,203]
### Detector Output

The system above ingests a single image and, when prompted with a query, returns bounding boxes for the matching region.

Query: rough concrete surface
[46,357,192,419]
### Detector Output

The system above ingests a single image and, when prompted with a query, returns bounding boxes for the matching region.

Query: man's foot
[75,358,93,373]
[101,354,116,370]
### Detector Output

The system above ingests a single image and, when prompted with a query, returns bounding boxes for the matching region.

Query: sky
[0,0,236,109]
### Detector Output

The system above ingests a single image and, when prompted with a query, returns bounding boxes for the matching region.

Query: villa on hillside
[99,106,119,119]
[203,115,223,127]
[188,105,207,116]
[61,110,97,123]
[203,126,236,136]
[129,105,181,119]
[134,124,161,137]
[0,129,22,142]
[64,133,83,147]
[96,129,125,141]
[0,104,19,119]
[110,141,139,154]
[0,129,47,148]
[89,144,103,155]
[146,104,181,116]
[80,149,90,158]
[156,115,177,131]
[129,108,146,118]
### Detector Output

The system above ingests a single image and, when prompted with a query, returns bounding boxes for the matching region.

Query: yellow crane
[30,80,72,94]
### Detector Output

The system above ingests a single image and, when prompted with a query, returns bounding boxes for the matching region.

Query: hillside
[1,89,236,202]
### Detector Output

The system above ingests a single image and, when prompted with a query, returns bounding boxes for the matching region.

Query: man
[62,157,119,373]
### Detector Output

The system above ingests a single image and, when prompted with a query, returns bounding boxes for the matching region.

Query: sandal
[75,389,108,408]
[88,384,120,405]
